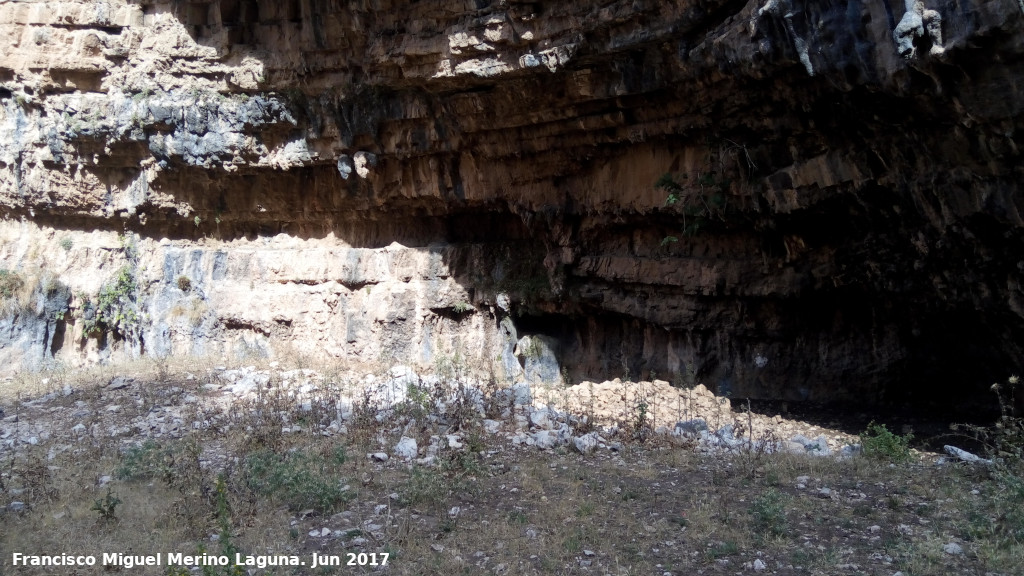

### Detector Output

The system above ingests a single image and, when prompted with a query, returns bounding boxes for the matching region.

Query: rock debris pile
[1,365,872,470]
[1,363,1001,524]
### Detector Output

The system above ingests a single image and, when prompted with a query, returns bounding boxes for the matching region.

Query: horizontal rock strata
[1,0,1023,412]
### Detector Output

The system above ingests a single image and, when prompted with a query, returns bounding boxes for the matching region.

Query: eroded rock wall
[0,222,526,378]
[1,0,1023,412]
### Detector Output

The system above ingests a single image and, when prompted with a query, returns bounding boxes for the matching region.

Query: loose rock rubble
[0,363,1011,576]
[0,363,919,475]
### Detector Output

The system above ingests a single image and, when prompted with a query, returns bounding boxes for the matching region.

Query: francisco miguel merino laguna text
[12,551,390,569]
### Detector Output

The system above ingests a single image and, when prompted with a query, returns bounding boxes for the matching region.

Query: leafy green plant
[632,399,650,441]
[82,265,140,340]
[657,172,728,237]
[119,233,139,262]
[860,422,914,463]
[750,488,788,537]
[59,237,73,251]
[243,447,353,512]
[656,139,754,242]
[116,440,175,481]
[165,476,245,576]
[207,475,245,576]
[117,437,208,498]
[402,467,449,508]
[561,526,585,553]
[507,510,528,525]
[91,487,122,522]
[440,450,483,477]
[81,234,142,340]
[453,301,473,314]
[707,540,738,559]
[576,502,596,517]
[403,380,431,417]
[131,87,153,103]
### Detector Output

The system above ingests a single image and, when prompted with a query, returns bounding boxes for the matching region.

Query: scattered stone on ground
[943,445,992,465]
[0,365,909,469]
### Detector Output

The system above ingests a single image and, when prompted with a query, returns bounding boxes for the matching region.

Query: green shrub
[91,488,121,522]
[402,467,449,508]
[632,399,650,441]
[82,265,140,340]
[706,540,738,559]
[116,439,208,496]
[116,440,173,481]
[243,447,353,512]
[860,422,914,463]
[656,171,729,237]
[208,475,246,576]
[176,275,192,292]
[439,450,483,476]
[400,380,432,420]
[750,488,788,537]
[59,237,73,251]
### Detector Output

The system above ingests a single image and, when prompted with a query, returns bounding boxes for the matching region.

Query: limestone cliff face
[1,0,1023,412]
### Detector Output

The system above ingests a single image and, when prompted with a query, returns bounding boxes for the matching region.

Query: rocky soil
[2,361,1019,575]
[0,363,867,471]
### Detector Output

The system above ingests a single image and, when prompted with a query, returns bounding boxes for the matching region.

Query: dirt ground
[0,360,1021,576]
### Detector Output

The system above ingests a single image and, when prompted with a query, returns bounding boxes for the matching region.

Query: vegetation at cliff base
[860,421,914,463]
[0,359,1021,575]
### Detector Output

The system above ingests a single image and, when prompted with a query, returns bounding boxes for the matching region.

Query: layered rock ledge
[1,0,1023,413]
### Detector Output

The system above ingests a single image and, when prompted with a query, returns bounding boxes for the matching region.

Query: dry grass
[0,361,1021,576]
[169,297,210,328]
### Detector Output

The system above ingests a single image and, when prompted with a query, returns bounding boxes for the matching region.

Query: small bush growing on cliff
[860,422,914,463]
[176,275,192,292]
[0,269,24,300]
[82,265,141,341]
[657,172,728,237]
[0,269,70,319]
[79,234,142,340]
[656,140,756,242]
